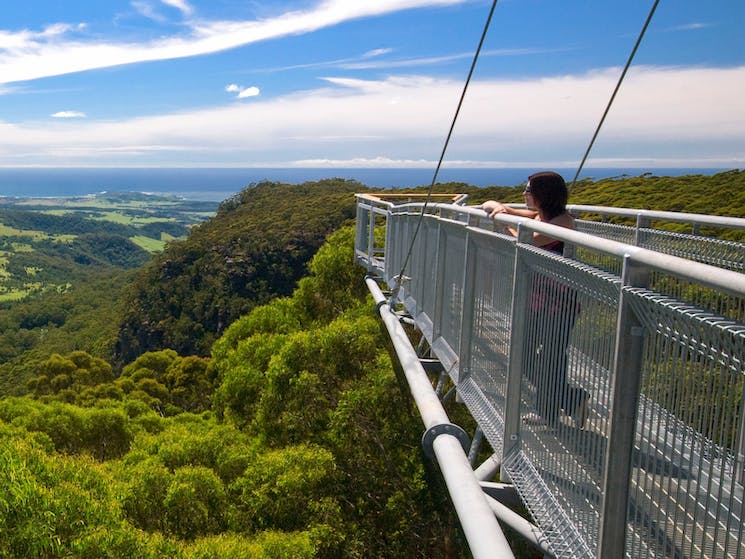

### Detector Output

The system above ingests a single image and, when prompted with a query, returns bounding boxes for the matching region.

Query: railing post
[458,229,476,386]
[634,213,651,247]
[597,255,649,559]
[368,206,377,264]
[738,382,745,486]
[433,220,446,341]
[501,223,533,475]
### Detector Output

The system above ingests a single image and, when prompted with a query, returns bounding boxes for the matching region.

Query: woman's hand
[481,200,508,218]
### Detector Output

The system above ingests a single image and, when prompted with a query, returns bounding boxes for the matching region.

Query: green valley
[0,191,217,301]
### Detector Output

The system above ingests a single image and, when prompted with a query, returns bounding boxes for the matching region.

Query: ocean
[0,167,731,202]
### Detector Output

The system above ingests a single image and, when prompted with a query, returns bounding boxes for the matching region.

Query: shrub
[229,444,336,532]
[163,466,227,539]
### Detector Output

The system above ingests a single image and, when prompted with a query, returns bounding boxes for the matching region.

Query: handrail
[567,204,745,230]
[506,202,745,230]
[387,201,745,296]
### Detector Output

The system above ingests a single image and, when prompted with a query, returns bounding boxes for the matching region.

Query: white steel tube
[366,276,515,559]
[473,453,501,482]
[483,494,554,557]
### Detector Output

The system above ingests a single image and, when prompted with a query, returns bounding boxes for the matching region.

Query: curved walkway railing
[355,194,745,559]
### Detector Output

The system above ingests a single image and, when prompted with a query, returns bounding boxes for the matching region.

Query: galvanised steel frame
[356,194,745,559]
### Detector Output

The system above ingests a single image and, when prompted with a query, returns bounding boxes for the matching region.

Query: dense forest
[0,169,743,558]
[114,179,366,362]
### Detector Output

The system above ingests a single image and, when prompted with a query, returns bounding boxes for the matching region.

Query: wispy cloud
[666,22,714,32]
[131,1,166,23]
[51,111,86,118]
[338,47,563,70]
[0,0,467,86]
[131,0,194,22]
[2,65,743,167]
[255,46,569,74]
[362,48,394,58]
[162,0,194,17]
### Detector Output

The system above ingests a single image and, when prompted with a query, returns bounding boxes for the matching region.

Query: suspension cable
[570,0,660,190]
[392,0,499,296]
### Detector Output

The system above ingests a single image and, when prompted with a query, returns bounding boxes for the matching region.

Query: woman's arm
[481,202,575,246]
[481,200,537,219]
[481,200,537,238]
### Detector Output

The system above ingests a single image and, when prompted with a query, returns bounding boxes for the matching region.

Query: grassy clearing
[0,223,76,243]
[0,289,31,302]
[130,235,166,252]
[90,211,177,226]
[39,209,73,216]
[0,256,10,279]
[11,242,35,252]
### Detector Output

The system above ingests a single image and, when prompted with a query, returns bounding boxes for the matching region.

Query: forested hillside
[0,227,470,558]
[114,179,368,362]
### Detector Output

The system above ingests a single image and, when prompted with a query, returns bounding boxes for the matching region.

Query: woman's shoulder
[549,211,575,230]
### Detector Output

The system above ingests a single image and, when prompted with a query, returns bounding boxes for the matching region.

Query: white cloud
[237,87,260,98]
[51,111,86,118]
[0,0,467,86]
[131,0,192,22]
[1,65,744,168]
[667,22,713,31]
[338,47,570,71]
[225,84,260,98]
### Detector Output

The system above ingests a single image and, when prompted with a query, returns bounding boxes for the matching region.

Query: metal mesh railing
[504,247,622,557]
[575,220,745,276]
[354,195,745,559]
[627,291,745,559]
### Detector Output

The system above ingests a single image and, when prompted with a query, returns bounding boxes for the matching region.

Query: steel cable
[570,0,661,190]
[391,0,499,297]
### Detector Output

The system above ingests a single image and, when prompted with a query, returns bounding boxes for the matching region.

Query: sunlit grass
[90,211,177,225]
[0,287,31,301]
[130,235,166,252]
[11,242,34,252]
[0,223,75,243]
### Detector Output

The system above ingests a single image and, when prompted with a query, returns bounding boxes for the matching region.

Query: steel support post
[634,214,651,247]
[737,381,745,486]
[433,221,447,342]
[458,229,478,387]
[501,225,534,475]
[597,256,649,559]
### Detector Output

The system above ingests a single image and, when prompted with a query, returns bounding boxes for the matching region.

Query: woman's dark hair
[528,171,568,220]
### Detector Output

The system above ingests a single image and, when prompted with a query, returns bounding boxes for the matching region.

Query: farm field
[0,191,217,301]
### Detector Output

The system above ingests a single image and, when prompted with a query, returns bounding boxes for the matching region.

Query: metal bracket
[374,299,387,316]
[421,423,470,460]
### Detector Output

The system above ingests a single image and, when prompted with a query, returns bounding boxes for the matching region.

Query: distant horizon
[0,165,739,171]
[0,166,736,202]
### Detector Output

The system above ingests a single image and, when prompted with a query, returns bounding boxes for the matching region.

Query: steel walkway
[355,194,745,559]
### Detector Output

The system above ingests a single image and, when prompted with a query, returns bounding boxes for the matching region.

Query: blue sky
[1,0,743,169]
